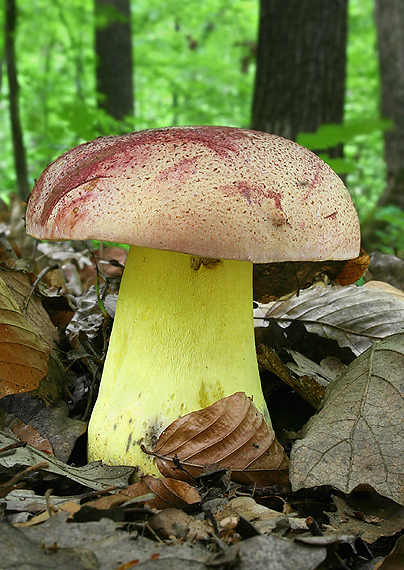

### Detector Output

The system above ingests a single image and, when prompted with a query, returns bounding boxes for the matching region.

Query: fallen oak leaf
[143,392,289,487]
[124,475,201,510]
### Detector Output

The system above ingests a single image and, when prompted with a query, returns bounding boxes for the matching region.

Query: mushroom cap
[26,126,360,263]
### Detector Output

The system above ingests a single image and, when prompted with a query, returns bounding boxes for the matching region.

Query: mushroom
[25,126,360,474]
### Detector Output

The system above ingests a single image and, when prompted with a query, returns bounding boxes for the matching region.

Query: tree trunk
[374,0,404,210]
[5,0,29,200]
[360,0,404,250]
[94,0,134,125]
[251,0,347,152]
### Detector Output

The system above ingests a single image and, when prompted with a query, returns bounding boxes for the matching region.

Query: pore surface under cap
[26,126,360,263]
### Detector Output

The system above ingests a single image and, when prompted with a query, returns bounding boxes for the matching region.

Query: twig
[86,247,109,320]
[79,484,128,503]
[45,487,57,516]
[305,516,323,536]
[22,263,59,315]
[0,233,18,260]
[0,441,26,456]
[140,446,197,482]
[82,363,102,423]
[0,461,49,499]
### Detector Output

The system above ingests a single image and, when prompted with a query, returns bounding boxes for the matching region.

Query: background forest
[0,0,402,254]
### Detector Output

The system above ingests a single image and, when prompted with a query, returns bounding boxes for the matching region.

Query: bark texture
[251,0,347,150]
[95,0,134,123]
[5,0,29,200]
[360,0,404,249]
[374,0,404,210]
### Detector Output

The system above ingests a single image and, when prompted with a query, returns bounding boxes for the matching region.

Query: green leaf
[317,154,356,174]
[297,118,393,150]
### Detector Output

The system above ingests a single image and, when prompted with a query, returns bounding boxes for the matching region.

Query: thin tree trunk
[375,0,404,209]
[361,0,404,250]
[5,0,29,200]
[252,0,347,155]
[95,0,134,126]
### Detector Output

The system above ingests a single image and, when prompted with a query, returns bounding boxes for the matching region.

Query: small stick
[22,264,59,315]
[0,461,50,498]
[306,516,323,536]
[0,441,26,456]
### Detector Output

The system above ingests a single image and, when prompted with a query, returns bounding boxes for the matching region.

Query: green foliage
[297,118,392,151]
[372,206,404,257]
[345,0,386,220]
[297,117,393,176]
[0,0,258,200]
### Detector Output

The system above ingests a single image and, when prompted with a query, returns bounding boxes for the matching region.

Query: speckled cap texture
[26,126,360,263]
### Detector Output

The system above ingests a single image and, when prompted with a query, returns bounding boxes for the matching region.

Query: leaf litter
[0,204,403,567]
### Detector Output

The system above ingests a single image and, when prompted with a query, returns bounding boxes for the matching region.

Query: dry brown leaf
[0,266,59,349]
[148,508,211,541]
[217,496,300,535]
[363,280,404,301]
[0,397,87,461]
[375,534,404,569]
[83,493,130,510]
[257,343,325,409]
[335,247,370,286]
[14,500,81,528]
[124,475,201,510]
[0,431,135,491]
[291,333,404,505]
[0,276,52,398]
[253,249,368,303]
[146,392,289,486]
[364,251,404,292]
[0,407,53,455]
[253,259,345,303]
[327,493,404,545]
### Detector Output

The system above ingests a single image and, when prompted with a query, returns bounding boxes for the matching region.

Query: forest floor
[1,197,404,570]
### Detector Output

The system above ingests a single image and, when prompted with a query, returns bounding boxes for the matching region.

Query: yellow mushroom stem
[87,245,271,474]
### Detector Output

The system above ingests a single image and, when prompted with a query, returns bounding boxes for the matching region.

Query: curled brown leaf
[124,475,201,510]
[145,392,289,487]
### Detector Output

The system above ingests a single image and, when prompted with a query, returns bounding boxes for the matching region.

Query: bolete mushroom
[25,126,360,474]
